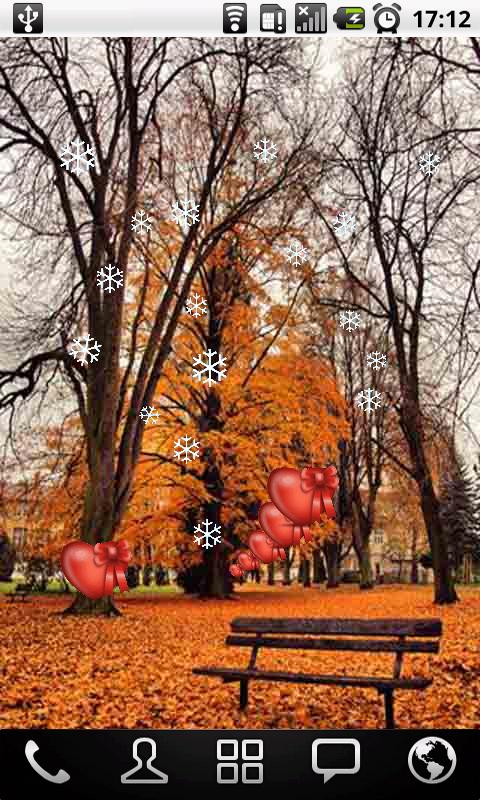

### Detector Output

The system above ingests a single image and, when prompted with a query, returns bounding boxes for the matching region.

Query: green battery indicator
[333,7,366,29]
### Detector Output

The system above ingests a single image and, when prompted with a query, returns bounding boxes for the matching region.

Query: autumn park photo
[0,36,479,733]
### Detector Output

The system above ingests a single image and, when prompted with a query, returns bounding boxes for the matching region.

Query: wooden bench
[193,617,442,728]
[6,584,32,603]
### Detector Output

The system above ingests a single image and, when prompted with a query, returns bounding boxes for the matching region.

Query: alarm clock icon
[373,3,401,34]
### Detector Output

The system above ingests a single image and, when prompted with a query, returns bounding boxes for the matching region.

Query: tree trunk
[282,552,292,585]
[302,558,311,588]
[394,384,458,603]
[201,544,232,599]
[410,525,419,584]
[358,544,374,589]
[352,509,374,590]
[323,540,340,588]
[297,560,304,584]
[65,465,121,615]
[63,593,120,617]
[313,549,325,583]
[419,478,458,603]
[463,552,472,584]
[410,558,418,584]
[353,534,374,590]
[267,562,275,586]
[197,316,229,598]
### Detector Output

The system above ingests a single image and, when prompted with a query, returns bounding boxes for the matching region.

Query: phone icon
[25,740,71,784]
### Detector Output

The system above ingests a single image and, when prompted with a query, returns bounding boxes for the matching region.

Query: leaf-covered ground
[0,585,479,729]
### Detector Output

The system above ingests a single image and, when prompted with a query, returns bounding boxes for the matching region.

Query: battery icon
[333,6,365,29]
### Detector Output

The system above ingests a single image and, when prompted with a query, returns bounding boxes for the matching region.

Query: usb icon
[260,4,287,33]
[13,3,43,34]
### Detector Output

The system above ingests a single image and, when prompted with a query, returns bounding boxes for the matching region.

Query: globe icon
[408,737,456,784]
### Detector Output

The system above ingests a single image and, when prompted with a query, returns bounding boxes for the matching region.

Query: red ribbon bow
[93,539,131,595]
[300,465,339,521]
[292,525,312,545]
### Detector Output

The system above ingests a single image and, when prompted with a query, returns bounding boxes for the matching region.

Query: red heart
[61,541,108,600]
[238,552,259,572]
[268,467,313,526]
[230,564,244,578]
[259,501,311,548]
[248,530,286,564]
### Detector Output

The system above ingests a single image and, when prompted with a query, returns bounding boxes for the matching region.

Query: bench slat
[226,635,439,654]
[192,666,432,691]
[231,617,442,638]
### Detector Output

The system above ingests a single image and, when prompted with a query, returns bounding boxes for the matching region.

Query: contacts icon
[121,737,168,784]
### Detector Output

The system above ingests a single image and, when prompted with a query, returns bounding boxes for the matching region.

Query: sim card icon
[260,4,287,33]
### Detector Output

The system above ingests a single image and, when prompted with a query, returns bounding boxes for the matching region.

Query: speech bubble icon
[311,738,360,783]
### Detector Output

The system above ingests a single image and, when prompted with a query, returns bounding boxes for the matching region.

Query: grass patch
[0,579,181,596]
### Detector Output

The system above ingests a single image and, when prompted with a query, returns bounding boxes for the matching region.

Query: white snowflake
[69,334,102,365]
[171,199,200,229]
[333,211,357,240]
[131,210,152,235]
[285,241,309,268]
[174,434,201,464]
[194,518,222,549]
[139,406,160,425]
[97,264,123,294]
[419,151,441,177]
[339,310,361,331]
[356,388,383,414]
[253,137,278,164]
[186,293,208,318]
[366,351,387,370]
[60,137,95,175]
[192,349,227,387]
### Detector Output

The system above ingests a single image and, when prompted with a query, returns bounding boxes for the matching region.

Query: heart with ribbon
[61,539,131,600]
[229,464,339,581]
[267,465,338,526]
[229,550,260,578]
[258,501,311,548]
[248,530,287,564]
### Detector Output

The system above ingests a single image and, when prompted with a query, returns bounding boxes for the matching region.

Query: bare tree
[0,37,318,613]
[338,299,390,589]
[307,39,480,603]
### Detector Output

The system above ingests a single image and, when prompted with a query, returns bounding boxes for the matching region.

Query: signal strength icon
[223,3,248,33]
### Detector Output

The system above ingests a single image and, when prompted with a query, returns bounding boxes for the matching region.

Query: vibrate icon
[13,3,43,34]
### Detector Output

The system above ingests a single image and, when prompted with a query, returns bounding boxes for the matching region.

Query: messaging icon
[312,738,360,783]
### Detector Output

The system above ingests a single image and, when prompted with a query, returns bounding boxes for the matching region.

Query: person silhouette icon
[120,737,168,784]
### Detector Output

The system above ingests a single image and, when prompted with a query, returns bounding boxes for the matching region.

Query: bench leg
[239,680,249,711]
[383,690,395,729]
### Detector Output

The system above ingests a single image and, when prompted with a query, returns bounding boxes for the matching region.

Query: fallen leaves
[0,584,479,729]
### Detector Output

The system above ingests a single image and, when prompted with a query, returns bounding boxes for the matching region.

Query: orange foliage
[23,204,348,569]
[118,225,348,565]
[0,585,478,729]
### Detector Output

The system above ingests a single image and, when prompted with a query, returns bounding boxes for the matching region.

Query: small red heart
[238,552,259,572]
[268,467,313,526]
[259,501,311,548]
[61,541,108,600]
[230,564,244,578]
[248,530,286,564]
